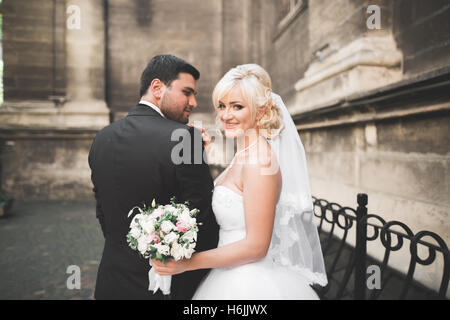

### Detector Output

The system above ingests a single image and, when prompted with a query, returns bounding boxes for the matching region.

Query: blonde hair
[212,64,283,139]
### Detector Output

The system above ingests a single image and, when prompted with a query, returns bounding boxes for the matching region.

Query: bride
[152,64,327,299]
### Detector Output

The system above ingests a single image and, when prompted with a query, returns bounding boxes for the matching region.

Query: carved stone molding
[293,66,450,131]
[0,100,109,131]
[292,35,403,115]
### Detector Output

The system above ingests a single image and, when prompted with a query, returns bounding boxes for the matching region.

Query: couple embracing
[88,54,327,300]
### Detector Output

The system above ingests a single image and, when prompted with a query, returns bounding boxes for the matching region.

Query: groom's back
[89,105,190,299]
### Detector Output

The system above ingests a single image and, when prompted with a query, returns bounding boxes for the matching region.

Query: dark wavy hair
[139,54,200,97]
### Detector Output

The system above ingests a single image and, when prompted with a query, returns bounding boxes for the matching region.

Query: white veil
[267,92,328,287]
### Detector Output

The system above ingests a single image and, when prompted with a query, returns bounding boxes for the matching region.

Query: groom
[89,54,219,300]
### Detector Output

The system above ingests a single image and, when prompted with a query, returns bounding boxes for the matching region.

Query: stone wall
[302,106,450,294]
[106,0,223,125]
[0,131,95,200]
[286,1,450,239]
[1,0,110,200]
[226,0,450,293]
[2,0,65,100]
[394,0,450,76]
[249,0,394,104]
[238,0,450,230]
[1,0,227,200]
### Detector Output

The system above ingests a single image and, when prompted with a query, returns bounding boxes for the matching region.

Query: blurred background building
[0,0,449,293]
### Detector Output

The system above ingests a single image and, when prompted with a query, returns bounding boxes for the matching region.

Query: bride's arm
[152,156,281,275]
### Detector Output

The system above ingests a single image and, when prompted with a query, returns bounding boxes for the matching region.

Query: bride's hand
[152,258,190,276]
[187,123,211,150]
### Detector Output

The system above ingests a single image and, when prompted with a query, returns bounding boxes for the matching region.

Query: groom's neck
[140,94,160,108]
[141,99,159,108]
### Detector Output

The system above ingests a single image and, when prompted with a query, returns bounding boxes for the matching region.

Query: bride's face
[217,85,256,139]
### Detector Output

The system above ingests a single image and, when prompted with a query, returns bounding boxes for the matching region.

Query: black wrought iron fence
[313,194,449,300]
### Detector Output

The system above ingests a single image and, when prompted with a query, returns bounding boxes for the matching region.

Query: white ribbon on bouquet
[148,259,172,295]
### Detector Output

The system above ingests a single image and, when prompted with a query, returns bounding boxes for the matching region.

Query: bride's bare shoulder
[241,140,281,181]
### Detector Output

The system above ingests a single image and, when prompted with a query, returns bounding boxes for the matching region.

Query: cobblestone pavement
[0,201,104,300]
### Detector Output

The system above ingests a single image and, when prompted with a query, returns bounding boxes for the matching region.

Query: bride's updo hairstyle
[212,64,283,139]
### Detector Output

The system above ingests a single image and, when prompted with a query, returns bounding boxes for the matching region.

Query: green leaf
[156,252,163,261]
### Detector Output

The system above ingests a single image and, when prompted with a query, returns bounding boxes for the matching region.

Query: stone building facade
[1,0,109,199]
[1,0,449,292]
[236,0,450,293]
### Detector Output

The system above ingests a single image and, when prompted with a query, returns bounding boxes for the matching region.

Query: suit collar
[138,100,165,117]
[127,103,164,117]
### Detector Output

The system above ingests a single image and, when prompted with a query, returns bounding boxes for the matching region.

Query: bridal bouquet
[126,197,199,296]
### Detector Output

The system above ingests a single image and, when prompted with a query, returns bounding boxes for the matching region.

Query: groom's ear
[150,79,165,99]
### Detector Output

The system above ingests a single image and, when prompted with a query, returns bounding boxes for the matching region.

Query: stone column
[0,0,109,130]
[291,0,402,115]
[63,0,109,128]
[0,0,109,200]
[221,0,247,73]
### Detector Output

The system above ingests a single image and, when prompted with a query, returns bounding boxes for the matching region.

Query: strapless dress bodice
[212,185,246,247]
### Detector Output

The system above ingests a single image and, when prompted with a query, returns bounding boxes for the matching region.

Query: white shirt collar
[138,100,165,118]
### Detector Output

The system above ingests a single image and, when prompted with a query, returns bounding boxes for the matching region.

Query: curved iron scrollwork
[313,193,450,300]
[312,197,358,299]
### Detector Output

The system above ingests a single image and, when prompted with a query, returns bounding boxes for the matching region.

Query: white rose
[183,247,194,259]
[137,234,151,254]
[189,217,197,229]
[189,241,196,250]
[170,205,186,217]
[163,205,177,214]
[170,242,185,261]
[131,214,142,229]
[160,220,176,234]
[163,232,179,245]
[178,211,190,222]
[130,226,141,239]
[149,208,164,219]
[181,230,197,243]
[156,244,170,256]
[179,212,196,228]
[141,216,155,234]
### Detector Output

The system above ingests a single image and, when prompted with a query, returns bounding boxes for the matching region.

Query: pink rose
[150,232,161,244]
[176,220,191,233]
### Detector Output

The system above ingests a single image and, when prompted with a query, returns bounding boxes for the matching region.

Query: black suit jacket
[88,104,219,300]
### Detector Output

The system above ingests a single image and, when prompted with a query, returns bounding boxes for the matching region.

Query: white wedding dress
[192,185,320,300]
